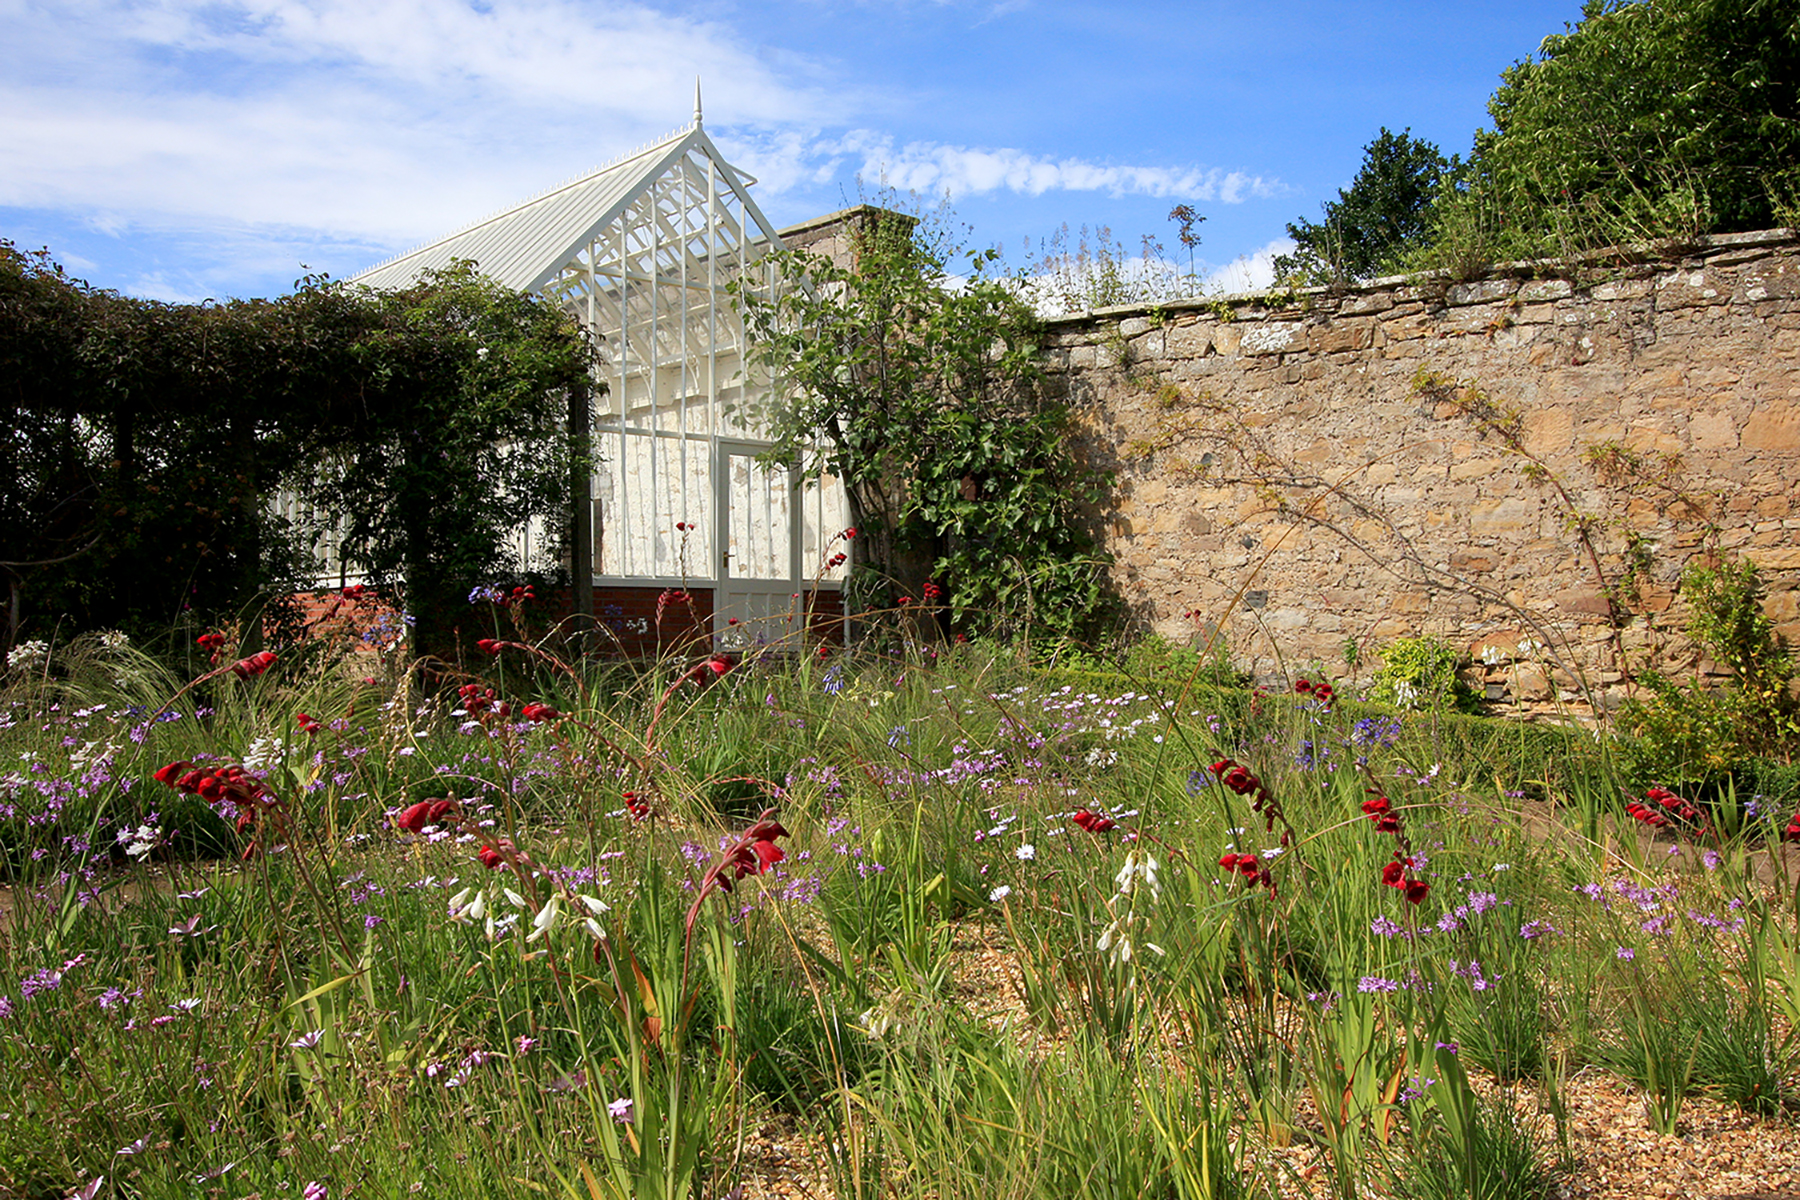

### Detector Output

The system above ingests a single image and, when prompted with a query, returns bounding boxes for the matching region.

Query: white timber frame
[351,90,849,646]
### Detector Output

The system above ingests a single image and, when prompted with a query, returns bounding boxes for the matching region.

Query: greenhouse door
[715,442,801,647]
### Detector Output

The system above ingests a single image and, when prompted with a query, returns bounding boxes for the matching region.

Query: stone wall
[1044,229,1800,715]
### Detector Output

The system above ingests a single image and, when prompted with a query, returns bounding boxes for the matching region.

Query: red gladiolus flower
[521,703,562,722]
[155,761,189,787]
[1294,679,1312,694]
[396,801,437,833]
[752,839,785,872]
[1382,860,1406,887]
[476,638,502,655]
[1405,880,1430,905]
[296,712,323,735]
[478,844,506,870]
[707,653,736,678]
[1362,795,1391,816]
[844,527,857,539]
[816,644,831,659]
[230,650,277,679]
[1785,811,1800,841]
[1072,808,1118,834]
[623,790,651,819]
[1313,683,1335,704]
[196,632,225,651]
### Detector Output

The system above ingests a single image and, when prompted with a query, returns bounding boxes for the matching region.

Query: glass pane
[726,453,791,581]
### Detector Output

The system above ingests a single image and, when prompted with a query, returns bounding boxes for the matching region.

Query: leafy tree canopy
[0,244,591,661]
[1273,128,1453,286]
[737,208,1114,643]
[1443,0,1800,258]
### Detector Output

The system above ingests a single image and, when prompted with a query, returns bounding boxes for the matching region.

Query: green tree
[1441,0,1800,258]
[0,243,320,647]
[1273,128,1452,285]
[737,209,1113,642]
[286,263,594,661]
[0,246,592,662]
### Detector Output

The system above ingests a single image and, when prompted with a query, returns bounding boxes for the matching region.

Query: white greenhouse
[350,99,852,653]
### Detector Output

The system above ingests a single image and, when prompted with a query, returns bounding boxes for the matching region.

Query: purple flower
[303,1182,328,1200]
[609,1096,634,1124]
[1357,976,1401,993]
[19,968,61,1000]
[1616,947,1635,960]
[1369,915,1408,939]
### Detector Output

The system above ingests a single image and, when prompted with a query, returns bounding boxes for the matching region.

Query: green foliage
[738,205,1115,643]
[287,263,593,659]
[12,615,1800,1197]
[0,244,591,661]
[0,242,317,645]
[1426,0,1800,266]
[1274,128,1455,286]
[1120,631,1250,689]
[1367,636,1481,713]
[1618,556,1799,786]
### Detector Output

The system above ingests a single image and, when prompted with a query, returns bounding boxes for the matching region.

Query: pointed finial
[694,77,703,128]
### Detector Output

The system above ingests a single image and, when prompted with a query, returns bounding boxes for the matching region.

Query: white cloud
[1,0,1285,293]
[0,0,832,250]
[1201,238,1295,294]
[834,131,1278,203]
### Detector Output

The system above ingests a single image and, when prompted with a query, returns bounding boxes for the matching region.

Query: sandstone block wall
[1045,229,1800,715]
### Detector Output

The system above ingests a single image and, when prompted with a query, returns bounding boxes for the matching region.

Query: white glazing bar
[677,157,691,538]
[649,185,663,576]
[707,154,719,445]
[616,208,633,575]
[585,248,599,581]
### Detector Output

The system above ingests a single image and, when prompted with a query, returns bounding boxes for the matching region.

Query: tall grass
[2,614,1796,1199]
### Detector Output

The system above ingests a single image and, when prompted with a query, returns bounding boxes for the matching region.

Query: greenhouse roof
[353,117,767,294]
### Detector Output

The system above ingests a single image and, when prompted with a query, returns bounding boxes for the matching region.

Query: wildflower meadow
[4,589,1800,1200]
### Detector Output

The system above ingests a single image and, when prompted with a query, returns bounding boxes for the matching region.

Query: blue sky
[1,0,1588,302]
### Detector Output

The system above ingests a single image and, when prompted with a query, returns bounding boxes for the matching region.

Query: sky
[0,0,1592,304]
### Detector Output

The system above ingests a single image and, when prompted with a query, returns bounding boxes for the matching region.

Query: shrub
[1618,556,1799,788]
[1367,636,1481,713]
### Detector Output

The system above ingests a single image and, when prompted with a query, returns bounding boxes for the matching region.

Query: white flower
[448,888,486,923]
[988,885,1012,903]
[577,894,609,940]
[527,895,562,942]
[503,887,529,910]
[99,630,130,651]
[6,640,49,672]
[289,1029,323,1050]
[1015,844,1036,862]
[1481,644,1507,666]
[118,823,160,860]
[241,736,287,773]
[1098,920,1132,964]
[1113,850,1161,901]
[858,1006,893,1038]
